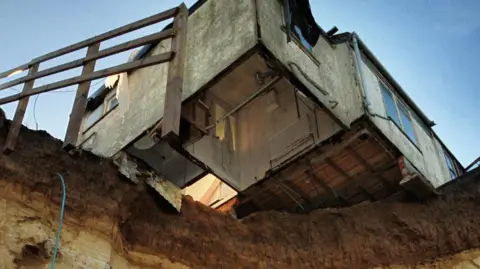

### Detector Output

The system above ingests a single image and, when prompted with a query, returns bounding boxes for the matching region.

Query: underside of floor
[236,122,405,217]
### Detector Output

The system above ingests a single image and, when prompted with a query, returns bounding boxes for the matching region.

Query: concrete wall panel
[79,0,257,157]
[362,59,452,187]
[256,0,363,127]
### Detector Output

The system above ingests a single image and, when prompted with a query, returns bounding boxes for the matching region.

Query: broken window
[380,82,418,146]
[213,103,237,151]
[282,0,321,51]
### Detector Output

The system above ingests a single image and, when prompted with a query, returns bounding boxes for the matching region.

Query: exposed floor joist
[324,158,377,201]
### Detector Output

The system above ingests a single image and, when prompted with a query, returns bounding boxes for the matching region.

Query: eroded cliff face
[1,114,480,269]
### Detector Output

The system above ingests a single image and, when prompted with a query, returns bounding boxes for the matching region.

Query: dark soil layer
[1,115,480,269]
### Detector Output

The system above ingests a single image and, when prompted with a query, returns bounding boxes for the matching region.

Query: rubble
[1,112,480,268]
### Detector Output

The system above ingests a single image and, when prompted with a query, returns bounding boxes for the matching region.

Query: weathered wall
[234,80,341,190]
[81,39,171,157]
[361,59,451,187]
[256,0,364,128]
[79,0,257,157]
[254,0,458,189]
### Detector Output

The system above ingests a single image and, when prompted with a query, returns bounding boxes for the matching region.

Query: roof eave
[353,34,435,128]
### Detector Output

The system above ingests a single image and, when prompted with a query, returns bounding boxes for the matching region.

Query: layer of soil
[1,113,480,269]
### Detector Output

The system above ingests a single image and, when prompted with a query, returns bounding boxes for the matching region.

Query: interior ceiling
[236,126,404,217]
[209,53,271,108]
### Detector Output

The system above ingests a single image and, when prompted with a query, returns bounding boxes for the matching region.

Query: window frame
[106,92,119,112]
[84,103,105,131]
[396,99,418,146]
[280,1,320,66]
[210,97,238,152]
[82,86,119,133]
[379,81,419,147]
[443,151,459,179]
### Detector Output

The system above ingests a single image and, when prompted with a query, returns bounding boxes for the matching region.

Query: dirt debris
[1,113,480,269]
[14,240,55,267]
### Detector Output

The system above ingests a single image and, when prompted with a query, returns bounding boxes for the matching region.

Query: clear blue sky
[0,0,478,166]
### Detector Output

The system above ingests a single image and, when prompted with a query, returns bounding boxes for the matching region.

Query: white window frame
[83,87,119,132]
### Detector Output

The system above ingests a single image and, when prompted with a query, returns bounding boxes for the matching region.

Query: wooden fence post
[161,4,188,142]
[63,43,101,150]
[3,63,40,154]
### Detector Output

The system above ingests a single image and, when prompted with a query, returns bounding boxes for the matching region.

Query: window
[292,25,312,52]
[83,87,119,131]
[213,103,237,151]
[380,83,401,126]
[397,101,417,145]
[380,82,418,145]
[281,0,320,53]
[85,104,104,129]
[107,95,119,111]
[444,152,458,179]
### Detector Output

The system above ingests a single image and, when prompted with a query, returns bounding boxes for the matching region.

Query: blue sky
[0,0,479,166]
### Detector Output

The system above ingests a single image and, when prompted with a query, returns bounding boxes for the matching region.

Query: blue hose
[50,173,66,269]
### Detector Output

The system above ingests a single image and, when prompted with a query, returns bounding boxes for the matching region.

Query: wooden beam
[0,7,178,80]
[304,169,350,206]
[278,183,306,212]
[345,145,397,192]
[324,158,376,201]
[0,29,174,91]
[0,63,30,80]
[161,4,188,141]
[308,129,369,166]
[181,113,208,135]
[63,43,101,150]
[3,63,40,154]
[30,8,177,65]
[265,186,292,211]
[0,52,174,105]
[199,178,222,205]
[282,180,313,205]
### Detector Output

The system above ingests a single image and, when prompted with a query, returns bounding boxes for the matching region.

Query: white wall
[256,0,364,128]
[79,0,258,157]
[362,60,452,188]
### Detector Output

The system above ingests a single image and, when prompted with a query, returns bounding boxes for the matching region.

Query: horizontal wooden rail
[0,6,178,80]
[0,29,174,91]
[0,52,173,105]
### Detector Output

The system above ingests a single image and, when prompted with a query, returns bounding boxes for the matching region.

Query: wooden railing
[0,3,187,153]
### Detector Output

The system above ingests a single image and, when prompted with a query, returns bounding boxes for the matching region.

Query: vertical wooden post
[63,43,101,150]
[161,4,188,142]
[3,63,40,154]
